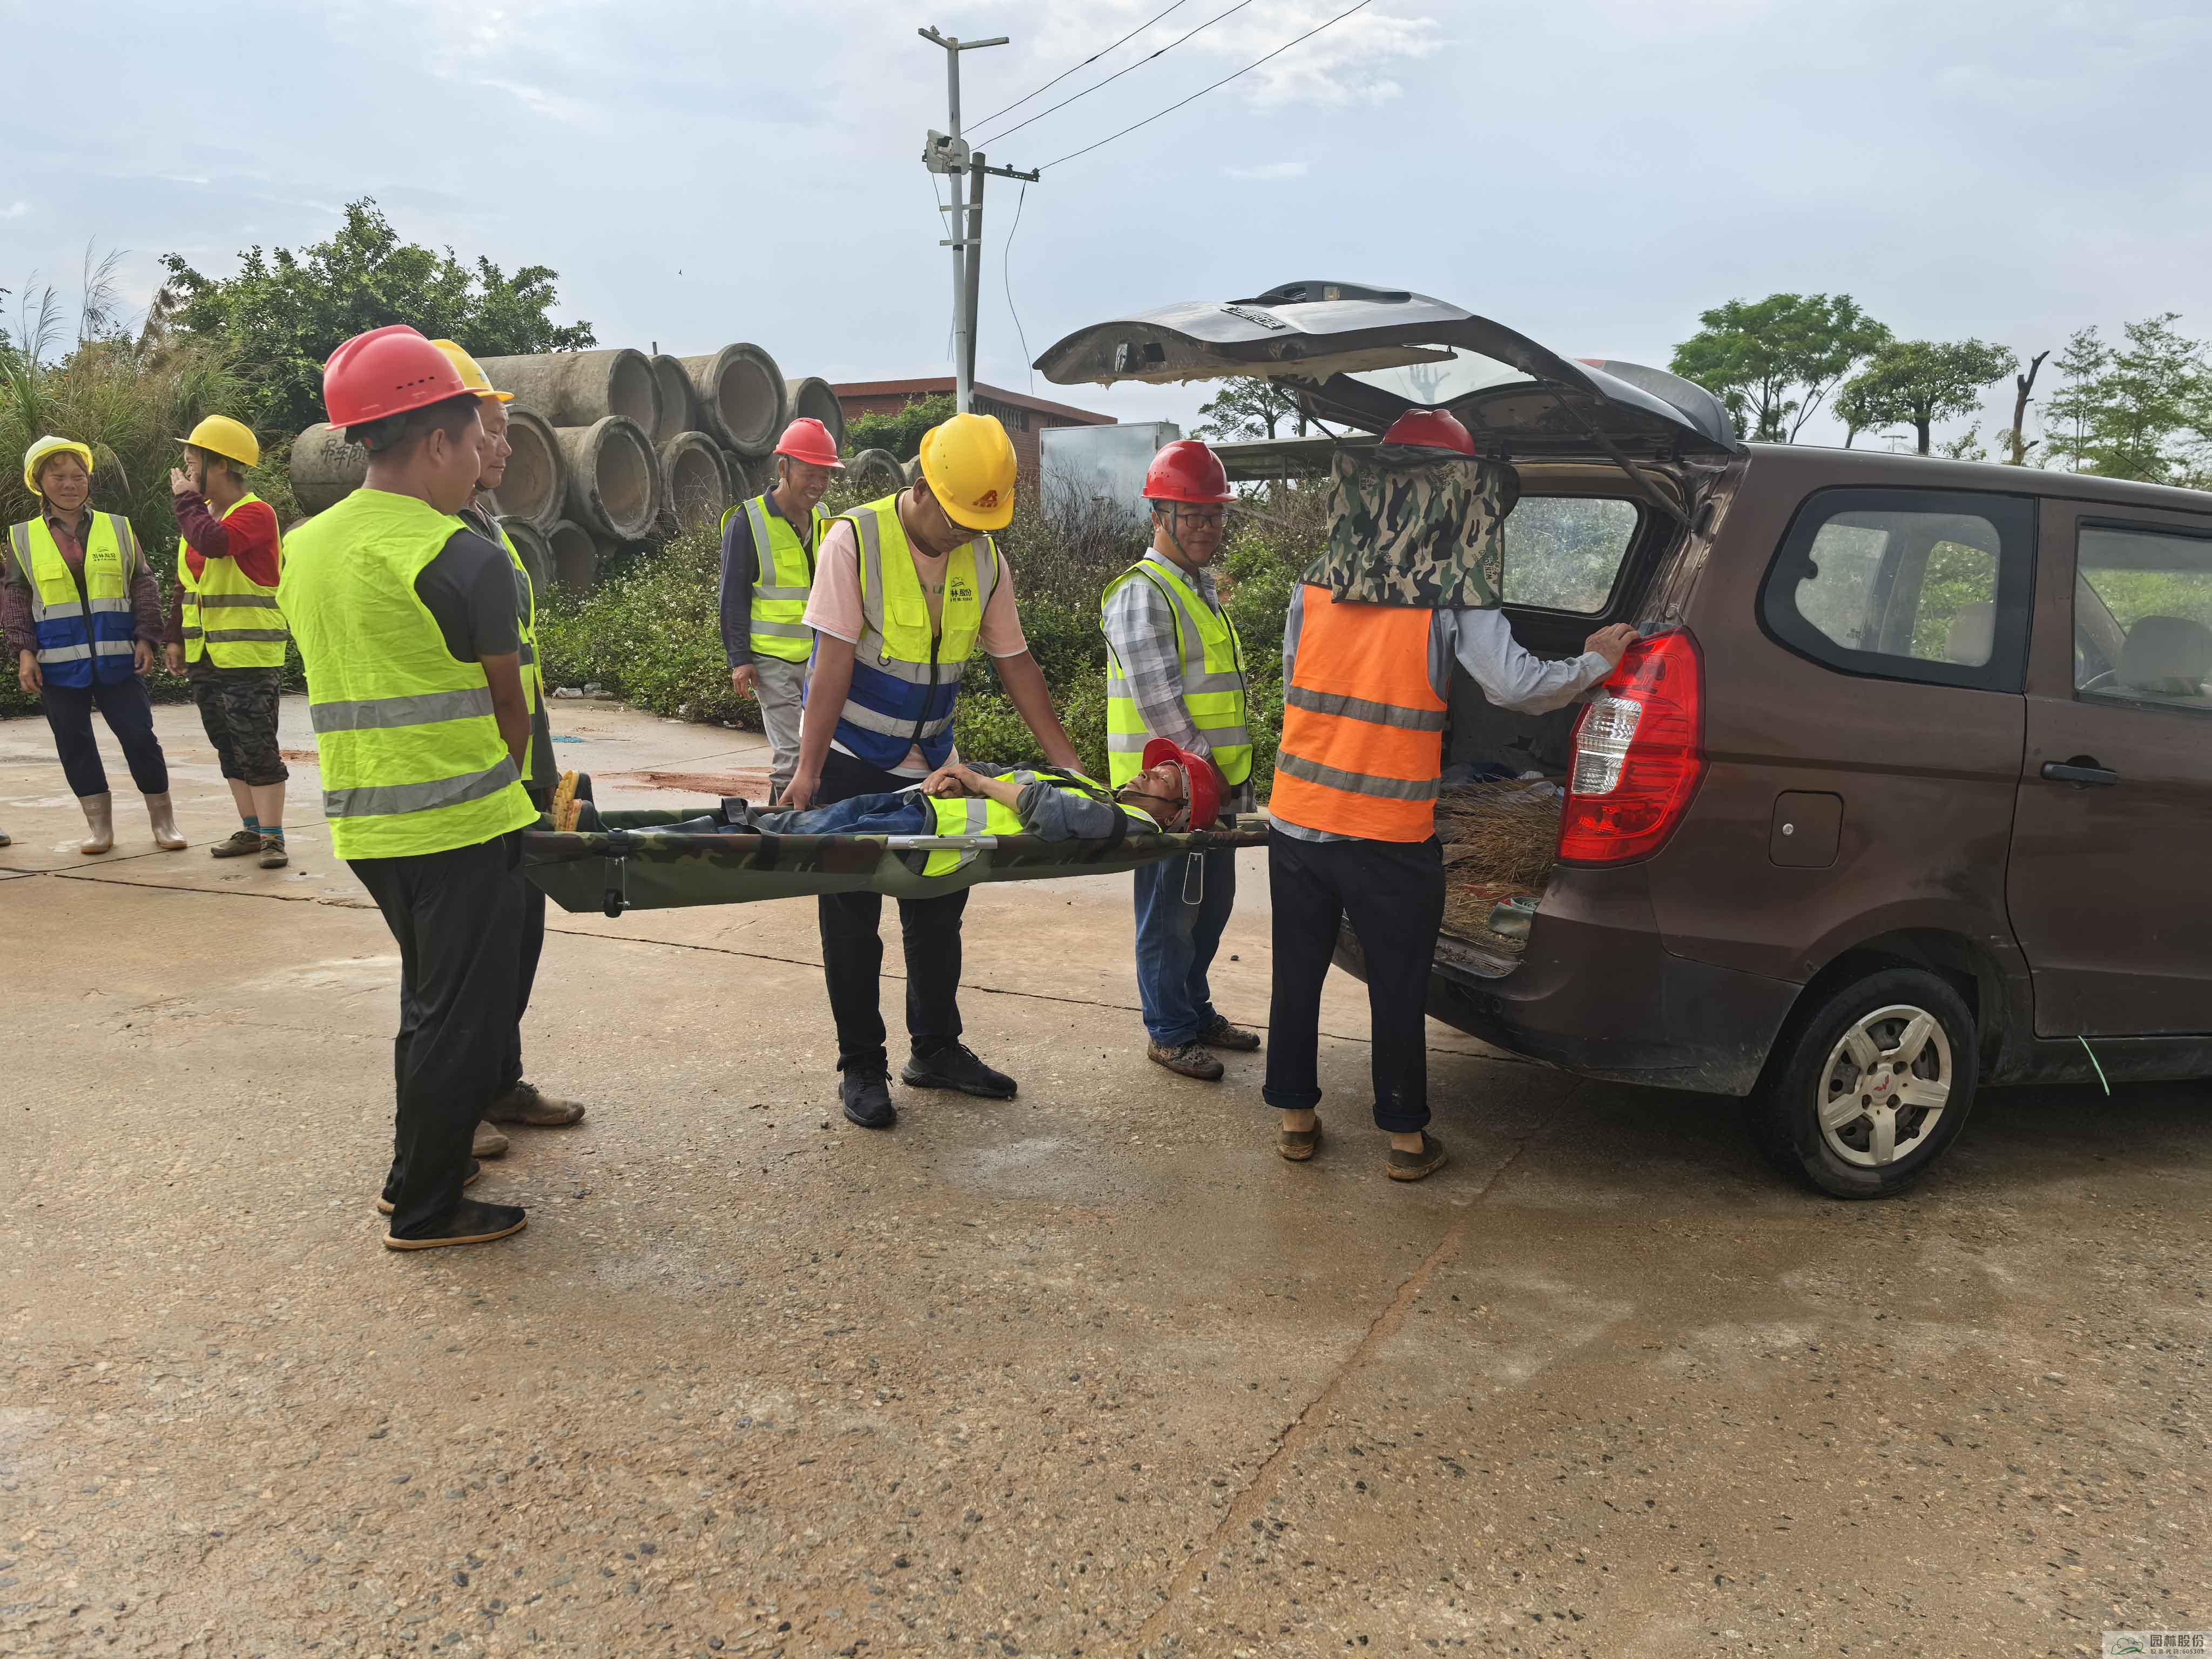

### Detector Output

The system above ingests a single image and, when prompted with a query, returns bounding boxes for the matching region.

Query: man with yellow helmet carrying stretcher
[780,410,1085,1132]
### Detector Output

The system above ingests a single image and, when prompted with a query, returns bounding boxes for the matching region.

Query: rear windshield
[1502,496,1640,613]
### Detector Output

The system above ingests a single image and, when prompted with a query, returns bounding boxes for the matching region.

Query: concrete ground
[3,697,2207,1659]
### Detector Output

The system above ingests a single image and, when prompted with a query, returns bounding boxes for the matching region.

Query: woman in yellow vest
[3,436,186,854]
[164,416,290,868]
[280,325,537,1252]
[1102,439,1260,1084]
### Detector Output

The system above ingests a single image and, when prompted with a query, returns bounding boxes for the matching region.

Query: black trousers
[41,675,168,798]
[349,833,525,1236]
[500,792,550,1095]
[1262,831,1446,1134]
[814,748,968,1073]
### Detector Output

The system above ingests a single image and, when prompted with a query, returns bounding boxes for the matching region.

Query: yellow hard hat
[178,414,261,470]
[23,435,95,496]
[917,412,1017,531]
[430,339,515,403]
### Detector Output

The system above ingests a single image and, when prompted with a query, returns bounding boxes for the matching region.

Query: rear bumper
[1336,867,1803,1096]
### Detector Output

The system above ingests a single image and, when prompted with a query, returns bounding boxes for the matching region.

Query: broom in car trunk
[1435,778,1564,946]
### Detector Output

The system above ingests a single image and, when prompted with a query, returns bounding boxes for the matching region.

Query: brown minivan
[1038,284,2212,1196]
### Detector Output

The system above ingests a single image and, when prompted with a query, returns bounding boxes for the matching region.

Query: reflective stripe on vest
[1102,557,1253,788]
[742,494,824,664]
[177,493,287,668]
[1268,586,1446,842]
[278,489,536,860]
[6,514,138,689]
[920,768,1156,876]
[827,494,997,772]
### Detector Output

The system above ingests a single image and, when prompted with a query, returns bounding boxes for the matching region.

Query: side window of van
[1760,488,2035,692]
[2074,524,2212,711]
[1502,496,1641,613]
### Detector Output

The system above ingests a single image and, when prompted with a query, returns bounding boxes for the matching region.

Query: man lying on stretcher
[641,738,1221,853]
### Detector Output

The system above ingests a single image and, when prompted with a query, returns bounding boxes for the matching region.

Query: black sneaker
[377,1158,483,1216]
[841,1069,897,1130]
[383,1198,528,1251]
[901,1042,1016,1100]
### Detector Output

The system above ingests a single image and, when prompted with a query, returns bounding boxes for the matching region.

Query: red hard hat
[323,325,472,428]
[773,417,845,469]
[1142,439,1234,505]
[1141,737,1223,832]
[1381,408,1475,455]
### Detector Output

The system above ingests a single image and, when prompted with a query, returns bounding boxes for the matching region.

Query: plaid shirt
[1101,549,1256,816]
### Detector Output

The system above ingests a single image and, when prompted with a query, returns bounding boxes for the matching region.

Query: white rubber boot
[78,793,115,855]
[144,791,187,851]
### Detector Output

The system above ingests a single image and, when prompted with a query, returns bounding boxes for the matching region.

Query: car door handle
[2041,761,2119,787]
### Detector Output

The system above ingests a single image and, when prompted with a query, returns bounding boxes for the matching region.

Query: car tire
[1749,966,1979,1198]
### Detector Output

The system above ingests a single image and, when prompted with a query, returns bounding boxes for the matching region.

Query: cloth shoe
[210,828,262,859]
[78,793,114,855]
[379,1157,483,1216]
[384,1198,527,1251]
[258,834,288,869]
[1196,1014,1262,1052]
[901,1042,1016,1100]
[1385,1131,1449,1182]
[471,1122,510,1158]
[841,1068,896,1130]
[1277,1116,1323,1162]
[1148,1040,1224,1081]
[483,1082,588,1127]
[144,792,187,851]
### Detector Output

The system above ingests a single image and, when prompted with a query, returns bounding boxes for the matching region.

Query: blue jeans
[1131,847,1237,1047]
[754,791,932,837]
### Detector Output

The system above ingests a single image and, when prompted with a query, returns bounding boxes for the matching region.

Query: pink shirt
[803,513,1029,775]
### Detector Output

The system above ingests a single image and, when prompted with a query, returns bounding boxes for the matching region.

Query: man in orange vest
[1263,410,1637,1181]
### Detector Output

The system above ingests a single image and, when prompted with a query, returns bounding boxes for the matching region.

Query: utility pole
[921,26,1038,415]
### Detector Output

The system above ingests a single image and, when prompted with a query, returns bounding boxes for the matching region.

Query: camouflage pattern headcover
[1305,444,1520,609]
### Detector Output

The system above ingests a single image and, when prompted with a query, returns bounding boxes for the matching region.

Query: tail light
[1557,629,1705,865]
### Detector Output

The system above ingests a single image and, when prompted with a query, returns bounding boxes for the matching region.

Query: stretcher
[521,805,1270,918]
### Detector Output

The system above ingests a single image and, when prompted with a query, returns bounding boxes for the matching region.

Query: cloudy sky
[3,0,2206,446]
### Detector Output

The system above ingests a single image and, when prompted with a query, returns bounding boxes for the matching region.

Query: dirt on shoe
[471,1122,509,1159]
[1385,1132,1449,1182]
[1198,1015,1263,1052]
[209,829,263,859]
[1278,1118,1323,1161]
[384,1198,527,1251]
[483,1082,587,1127]
[258,837,289,868]
[1148,1040,1225,1081]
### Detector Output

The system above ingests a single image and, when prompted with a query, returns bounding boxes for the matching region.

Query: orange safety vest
[1269,586,1447,842]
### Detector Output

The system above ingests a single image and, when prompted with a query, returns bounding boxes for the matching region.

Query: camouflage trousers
[191,667,289,787]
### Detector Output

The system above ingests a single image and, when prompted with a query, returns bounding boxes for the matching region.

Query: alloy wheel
[1816,1003,1953,1169]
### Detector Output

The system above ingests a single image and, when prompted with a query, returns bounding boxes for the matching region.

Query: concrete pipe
[649,354,699,441]
[902,455,924,487]
[847,447,905,498]
[478,349,660,435]
[680,343,786,457]
[500,518,555,602]
[288,423,367,515]
[556,416,659,542]
[784,376,846,452]
[720,449,761,502]
[546,518,599,594]
[488,407,565,531]
[657,432,731,530]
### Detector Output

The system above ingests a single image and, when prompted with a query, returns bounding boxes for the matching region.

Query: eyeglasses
[1171,508,1227,529]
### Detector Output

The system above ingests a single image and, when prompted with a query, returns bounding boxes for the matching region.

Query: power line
[1002,180,1035,395]
[970,0,1257,147]
[966,1,1192,134]
[1038,0,1377,172]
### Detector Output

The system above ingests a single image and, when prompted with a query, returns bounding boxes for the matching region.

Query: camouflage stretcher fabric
[1305,443,1521,610]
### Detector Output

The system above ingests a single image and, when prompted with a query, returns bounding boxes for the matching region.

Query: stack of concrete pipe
[288,339,847,594]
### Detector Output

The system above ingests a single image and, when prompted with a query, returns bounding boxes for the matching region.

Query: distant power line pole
[920,26,1039,415]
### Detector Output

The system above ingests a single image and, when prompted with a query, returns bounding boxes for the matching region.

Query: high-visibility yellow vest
[721,493,825,664]
[5,512,138,690]
[833,493,999,773]
[492,523,543,783]
[177,493,286,668]
[921,768,1157,876]
[1102,555,1252,787]
[278,489,536,860]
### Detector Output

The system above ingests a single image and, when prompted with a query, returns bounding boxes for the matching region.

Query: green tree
[1193,377,1319,441]
[160,199,595,437]
[1669,293,1891,442]
[1835,338,2018,455]
[2039,315,2210,483]
[843,392,955,461]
